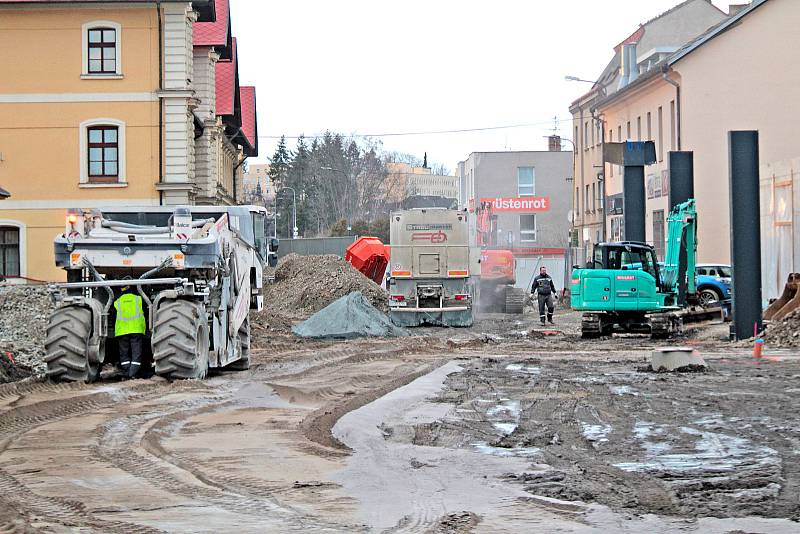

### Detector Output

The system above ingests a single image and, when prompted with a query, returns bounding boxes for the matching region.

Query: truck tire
[226,316,251,371]
[152,300,209,380]
[44,306,98,383]
[504,287,526,314]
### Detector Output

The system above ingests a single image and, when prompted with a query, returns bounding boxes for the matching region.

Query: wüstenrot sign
[480,197,549,212]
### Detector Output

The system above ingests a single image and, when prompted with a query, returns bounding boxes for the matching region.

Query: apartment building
[0,0,258,281]
[568,0,728,264]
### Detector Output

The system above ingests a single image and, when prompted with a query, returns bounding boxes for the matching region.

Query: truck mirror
[270,238,279,250]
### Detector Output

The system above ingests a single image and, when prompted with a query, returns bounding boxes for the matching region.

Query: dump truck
[387,208,477,327]
[45,205,278,382]
[571,199,721,338]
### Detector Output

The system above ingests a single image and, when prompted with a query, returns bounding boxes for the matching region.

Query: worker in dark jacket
[114,284,146,378]
[531,266,557,325]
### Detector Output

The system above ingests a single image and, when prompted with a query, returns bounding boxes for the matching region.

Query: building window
[520,214,536,243]
[584,122,589,151]
[0,227,20,278]
[80,118,126,184]
[609,129,614,178]
[652,210,665,259]
[87,126,119,181]
[626,121,631,140]
[670,100,677,151]
[575,125,579,151]
[646,112,652,141]
[82,21,122,76]
[657,106,664,162]
[585,184,590,213]
[637,116,642,141]
[592,182,596,212]
[517,167,535,196]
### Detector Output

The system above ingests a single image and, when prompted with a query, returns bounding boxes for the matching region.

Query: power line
[257,118,575,140]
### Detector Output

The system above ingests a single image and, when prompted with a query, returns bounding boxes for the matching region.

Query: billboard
[480,197,550,212]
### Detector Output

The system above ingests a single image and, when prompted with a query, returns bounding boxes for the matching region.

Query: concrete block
[651,347,706,372]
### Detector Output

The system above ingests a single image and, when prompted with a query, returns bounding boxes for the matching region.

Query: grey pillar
[623,166,645,243]
[668,151,694,210]
[728,131,762,340]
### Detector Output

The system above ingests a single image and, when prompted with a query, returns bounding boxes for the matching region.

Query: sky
[231,0,731,171]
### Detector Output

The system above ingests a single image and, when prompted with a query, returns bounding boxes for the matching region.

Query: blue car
[622,261,732,307]
[696,264,732,306]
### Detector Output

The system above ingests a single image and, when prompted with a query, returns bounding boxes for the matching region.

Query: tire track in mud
[91,391,360,533]
[0,381,179,534]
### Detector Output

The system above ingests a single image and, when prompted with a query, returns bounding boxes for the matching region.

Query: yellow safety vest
[114,293,146,336]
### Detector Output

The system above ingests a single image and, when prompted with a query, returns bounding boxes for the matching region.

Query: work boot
[548,314,554,325]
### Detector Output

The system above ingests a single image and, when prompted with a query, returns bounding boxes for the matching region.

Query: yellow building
[0,0,258,282]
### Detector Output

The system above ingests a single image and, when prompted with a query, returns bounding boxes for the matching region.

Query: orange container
[345,237,389,285]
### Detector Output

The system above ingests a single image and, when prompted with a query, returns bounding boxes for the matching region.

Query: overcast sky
[231,0,730,171]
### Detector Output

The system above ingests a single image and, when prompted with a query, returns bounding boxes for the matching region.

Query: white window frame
[82,20,122,78]
[519,214,537,243]
[79,118,127,186]
[0,220,26,281]
[517,166,535,197]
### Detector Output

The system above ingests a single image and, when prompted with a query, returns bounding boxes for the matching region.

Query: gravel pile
[292,292,407,339]
[763,309,800,347]
[251,254,389,340]
[0,285,53,376]
[262,254,387,315]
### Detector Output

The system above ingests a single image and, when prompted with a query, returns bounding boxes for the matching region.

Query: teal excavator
[570,199,720,338]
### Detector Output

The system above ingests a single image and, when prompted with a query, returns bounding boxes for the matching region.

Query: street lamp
[564,75,596,84]
[277,187,298,239]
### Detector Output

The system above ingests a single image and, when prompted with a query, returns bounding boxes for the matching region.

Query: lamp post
[277,187,297,239]
[564,75,596,84]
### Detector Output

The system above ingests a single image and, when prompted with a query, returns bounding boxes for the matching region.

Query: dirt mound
[0,285,52,375]
[763,309,800,347]
[255,254,388,337]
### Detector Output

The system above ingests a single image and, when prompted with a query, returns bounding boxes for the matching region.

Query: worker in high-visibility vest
[114,285,146,378]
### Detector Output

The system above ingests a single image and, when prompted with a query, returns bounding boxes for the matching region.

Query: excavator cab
[588,242,662,288]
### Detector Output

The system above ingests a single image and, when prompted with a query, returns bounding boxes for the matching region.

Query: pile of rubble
[763,309,800,347]
[261,253,387,315]
[0,285,52,375]
[253,254,388,338]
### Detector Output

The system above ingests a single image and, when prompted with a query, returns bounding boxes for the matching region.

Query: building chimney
[728,3,749,16]
[548,135,562,151]
[617,43,638,90]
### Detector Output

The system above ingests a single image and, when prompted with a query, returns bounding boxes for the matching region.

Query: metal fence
[277,236,358,258]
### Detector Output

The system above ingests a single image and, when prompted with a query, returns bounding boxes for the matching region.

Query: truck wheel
[45,306,98,383]
[152,300,209,380]
[226,316,251,371]
[505,288,526,314]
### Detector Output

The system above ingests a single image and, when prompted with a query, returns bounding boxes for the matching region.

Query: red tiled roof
[215,37,237,116]
[239,86,258,156]
[194,0,229,47]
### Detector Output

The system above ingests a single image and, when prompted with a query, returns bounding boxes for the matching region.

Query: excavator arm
[660,199,697,302]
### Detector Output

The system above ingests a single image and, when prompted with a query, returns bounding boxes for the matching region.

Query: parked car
[696,264,732,305]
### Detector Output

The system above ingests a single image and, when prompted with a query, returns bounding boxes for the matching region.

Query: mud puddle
[334,354,800,532]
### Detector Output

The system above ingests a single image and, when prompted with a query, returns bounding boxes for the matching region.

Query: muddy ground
[0,308,798,533]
